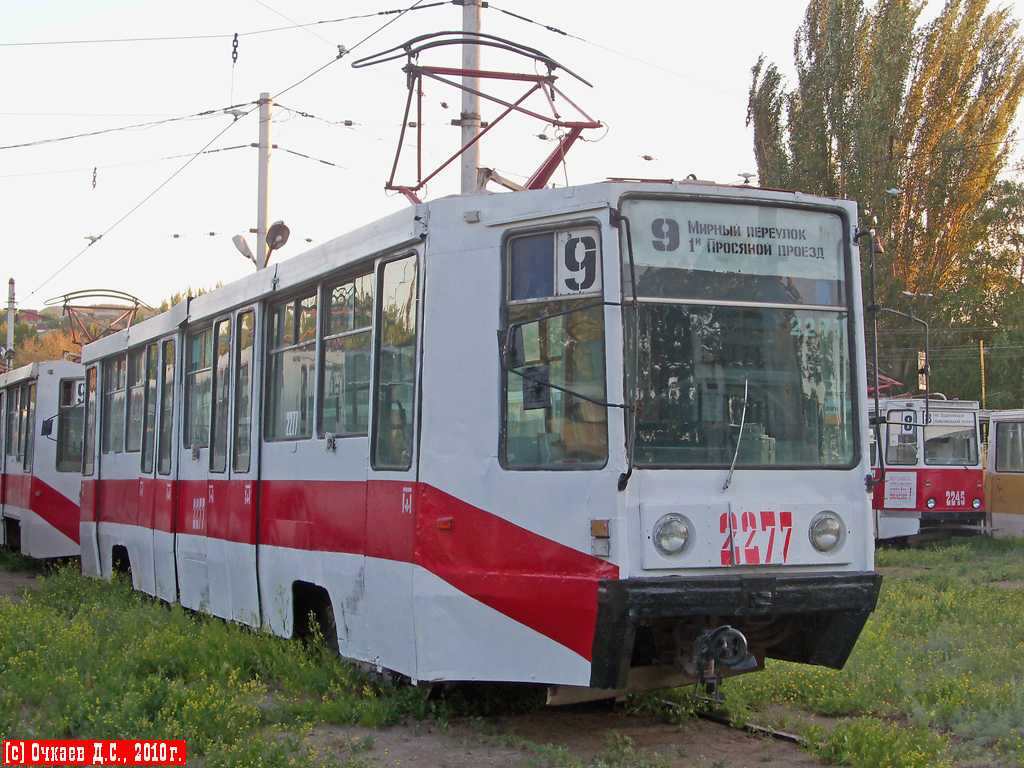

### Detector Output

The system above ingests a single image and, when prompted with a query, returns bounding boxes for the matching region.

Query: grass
[668,535,1024,767]
[0,564,440,766]
[3,537,1024,766]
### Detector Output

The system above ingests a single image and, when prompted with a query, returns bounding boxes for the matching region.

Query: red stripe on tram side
[31,476,81,545]
[415,484,620,662]
[83,473,620,659]
[81,479,98,523]
[1,472,80,545]
[2,472,31,509]
[258,479,367,554]
[95,478,143,527]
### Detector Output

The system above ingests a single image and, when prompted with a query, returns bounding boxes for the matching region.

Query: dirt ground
[0,567,820,767]
[307,707,822,767]
[0,567,42,603]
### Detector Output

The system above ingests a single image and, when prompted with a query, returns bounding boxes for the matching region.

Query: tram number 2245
[721,510,793,566]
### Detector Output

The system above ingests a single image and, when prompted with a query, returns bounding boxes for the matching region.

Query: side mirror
[41,418,54,437]
[497,327,526,370]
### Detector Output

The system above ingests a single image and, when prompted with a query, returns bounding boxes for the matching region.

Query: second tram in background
[871,396,986,542]
[0,360,84,558]
[79,179,882,702]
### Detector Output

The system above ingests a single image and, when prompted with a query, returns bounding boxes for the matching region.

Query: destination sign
[621,199,846,284]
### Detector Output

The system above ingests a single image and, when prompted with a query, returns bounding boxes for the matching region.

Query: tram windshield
[621,198,856,468]
[924,416,979,466]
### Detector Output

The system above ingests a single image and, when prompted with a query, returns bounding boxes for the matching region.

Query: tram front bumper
[589,571,883,690]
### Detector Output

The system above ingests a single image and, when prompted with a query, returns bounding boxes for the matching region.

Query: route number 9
[652,218,680,252]
[556,231,602,295]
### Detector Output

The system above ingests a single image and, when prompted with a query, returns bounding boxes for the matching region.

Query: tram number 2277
[721,510,793,566]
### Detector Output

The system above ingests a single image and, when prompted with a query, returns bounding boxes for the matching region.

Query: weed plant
[5,537,1024,766]
[692,536,1024,766]
[0,564,440,766]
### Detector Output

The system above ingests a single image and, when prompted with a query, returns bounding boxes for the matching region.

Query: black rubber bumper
[590,571,883,689]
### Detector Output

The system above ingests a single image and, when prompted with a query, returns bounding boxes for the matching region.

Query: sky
[1,0,1017,310]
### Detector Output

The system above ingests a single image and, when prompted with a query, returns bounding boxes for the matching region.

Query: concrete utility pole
[256,92,272,269]
[459,0,482,194]
[6,279,15,371]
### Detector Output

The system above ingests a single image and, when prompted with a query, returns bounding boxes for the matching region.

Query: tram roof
[82,179,858,364]
[0,359,82,388]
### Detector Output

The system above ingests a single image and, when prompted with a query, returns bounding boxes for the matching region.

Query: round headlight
[973,497,982,510]
[809,511,844,553]
[653,514,691,557]
[926,497,937,509]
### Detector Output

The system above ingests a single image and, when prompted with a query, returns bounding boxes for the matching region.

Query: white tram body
[1,360,84,558]
[80,180,881,699]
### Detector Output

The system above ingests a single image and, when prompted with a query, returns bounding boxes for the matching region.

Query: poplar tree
[747,0,1024,395]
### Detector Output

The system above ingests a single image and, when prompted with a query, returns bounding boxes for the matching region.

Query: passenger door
[152,337,179,603]
[206,309,260,624]
[177,326,213,611]
[366,253,420,675]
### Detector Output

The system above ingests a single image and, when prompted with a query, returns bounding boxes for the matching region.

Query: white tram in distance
[1,360,85,559]
[81,179,882,701]
[870,397,985,542]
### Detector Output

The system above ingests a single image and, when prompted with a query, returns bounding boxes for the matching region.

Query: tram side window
[20,384,36,471]
[502,228,608,469]
[83,367,97,476]
[141,344,158,473]
[372,256,418,470]
[266,292,317,440]
[996,421,1024,473]
[233,311,255,472]
[184,328,213,449]
[157,340,175,475]
[5,386,20,459]
[885,410,918,465]
[210,318,232,472]
[56,379,85,473]
[102,357,127,454]
[321,274,373,437]
[126,349,146,453]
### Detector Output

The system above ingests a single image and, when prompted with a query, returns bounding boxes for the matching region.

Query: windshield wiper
[722,379,749,492]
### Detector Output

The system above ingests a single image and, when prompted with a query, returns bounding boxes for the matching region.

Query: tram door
[177,312,259,622]
[177,324,214,611]
[150,338,179,603]
[217,309,259,624]
[366,253,420,673]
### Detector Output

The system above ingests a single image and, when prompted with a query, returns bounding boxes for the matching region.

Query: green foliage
[806,717,954,767]
[748,0,1024,400]
[6,542,1024,766]
[723,536,1024,765]
[0,564,431,766]
[0,545,39,573]
[156,283,222,313]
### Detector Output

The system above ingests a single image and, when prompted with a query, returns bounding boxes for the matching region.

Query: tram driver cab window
[885,409,919,466]
[501,225,608,469]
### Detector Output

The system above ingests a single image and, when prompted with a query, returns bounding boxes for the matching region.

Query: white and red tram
[1,360,84,559]
[870,397,985,541]
[80,180,882,700]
